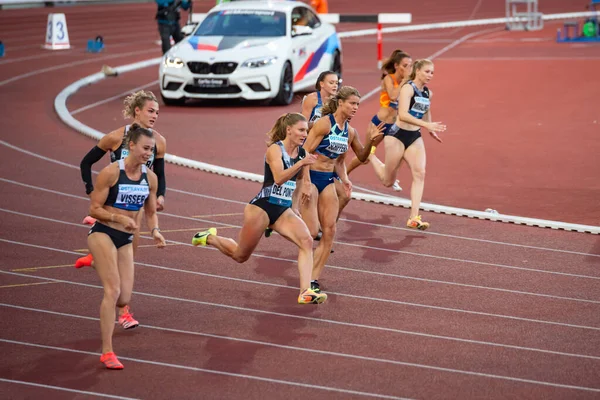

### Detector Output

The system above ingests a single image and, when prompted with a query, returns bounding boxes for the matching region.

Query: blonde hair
[407,59,433,82]
[321,86,360,116]
[122,90,158,119]
[266,113,307,146]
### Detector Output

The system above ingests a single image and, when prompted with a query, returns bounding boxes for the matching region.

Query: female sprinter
[192,113,326,304]
[88,124,166,369]
[300,86,384,293]
[76,90,167,329]
[346,50,412,193]
[301,70,339,129]
[372,59,446,230]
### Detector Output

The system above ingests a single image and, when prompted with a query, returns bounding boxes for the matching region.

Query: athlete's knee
[412,167,426,181]
[103,284,121,304]
[298,233,313,251]
[320,222,336,239]
[232,252,251,263]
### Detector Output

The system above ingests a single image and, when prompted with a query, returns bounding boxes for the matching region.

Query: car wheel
[331,50,342,78]
[272,62,293,106]
[161,93,186,106]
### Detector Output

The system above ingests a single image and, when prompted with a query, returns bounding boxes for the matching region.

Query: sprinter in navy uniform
[300,86,385,293]
[374,59,446,230]
[76,90,167,329]
[87,124,166,370]
[192,113,327,305]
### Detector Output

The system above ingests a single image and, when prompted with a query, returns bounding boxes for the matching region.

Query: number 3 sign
[44,13,71,50]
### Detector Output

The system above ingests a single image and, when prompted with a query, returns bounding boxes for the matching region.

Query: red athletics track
[1,1,600,399]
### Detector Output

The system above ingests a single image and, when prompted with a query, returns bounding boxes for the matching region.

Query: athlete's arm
[266,145,315,186]
[152,130,167,210]
[302,116,330,154]
[350,124,384,163]
[301,93,317,121]
[88,164,135,230]
[144,170,166,247]
[383,75,401,103]
[422,91,443,143]
[397,85,446,133]
[80,129,123,195]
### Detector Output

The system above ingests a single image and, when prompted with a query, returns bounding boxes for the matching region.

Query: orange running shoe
[118,306,139,330]
[82,216,96,225]
[298,289,327,304]
[407,215,430,230]
[74,253,93,269]
[100,352,124,370]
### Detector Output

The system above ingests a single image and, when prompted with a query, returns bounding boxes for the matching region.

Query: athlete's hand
[301,153,318,167]
[342,179,352,198]
[425,121,446,134]
[153,230,166,248]
[429,131,443,143]
[300,184,311,204]
[156,195,165,212]
[116,215,138,231]
[368,122,386,143]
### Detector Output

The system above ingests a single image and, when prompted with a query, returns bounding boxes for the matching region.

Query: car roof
[210,0,310,14]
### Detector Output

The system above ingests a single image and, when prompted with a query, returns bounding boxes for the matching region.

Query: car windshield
[194,10,286,37]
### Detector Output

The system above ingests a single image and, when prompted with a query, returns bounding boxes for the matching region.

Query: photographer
[156,0,191,54]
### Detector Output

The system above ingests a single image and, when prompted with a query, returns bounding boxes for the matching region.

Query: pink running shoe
[118,306,139,330]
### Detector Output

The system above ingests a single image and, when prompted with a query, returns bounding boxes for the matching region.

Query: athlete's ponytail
[126,123,154,149]
[380,50,410,80]
[407,59,433,83]
[321,86,360,116]
[266,113,307,146]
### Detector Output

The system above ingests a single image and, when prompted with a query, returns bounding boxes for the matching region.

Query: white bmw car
[159,0,342,106]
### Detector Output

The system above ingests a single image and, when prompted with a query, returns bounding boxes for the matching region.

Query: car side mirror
[292,25,313,37]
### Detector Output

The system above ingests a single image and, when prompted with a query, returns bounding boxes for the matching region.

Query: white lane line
[0,48,157,87]
[0,339,409,400]
[1,268,600,363]
[3,176,600,283]
[3,177,600,282]
[3,303,600,393]
[3,204,598,309]
[1,140,598,258]
[0,378,139,400]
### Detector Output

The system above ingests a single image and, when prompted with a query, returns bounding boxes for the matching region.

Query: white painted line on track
[2,178,600,282]
[0,378,139,400]
[0,339,409,399]
[3,303,600,393]
[1,268,600,363]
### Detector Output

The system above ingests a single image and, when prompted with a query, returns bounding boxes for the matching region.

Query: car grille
[184,84,242,94]
[187,61,238,75]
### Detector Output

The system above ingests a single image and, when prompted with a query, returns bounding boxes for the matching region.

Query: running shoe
[310,280,321,293]
[392,180,402,191]
[82,216,96,225]
[314,230,323,241]
[298,289,327,304]
[265,228,273,238]
[370,145,377,155]
[118,306,139,330]
[192,228,217,246]
[74,253,94,269]
[407,215,430,230]
[100,352,124,370]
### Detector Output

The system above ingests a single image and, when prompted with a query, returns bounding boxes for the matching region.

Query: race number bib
[268,180,296,207]
[409,96,430,118]
[326,134,348,155]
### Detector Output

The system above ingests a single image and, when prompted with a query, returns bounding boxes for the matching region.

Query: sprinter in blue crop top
[299,86,384,294]
[87,124,166,370]
[192,113,328,306]
[371,59,447,231]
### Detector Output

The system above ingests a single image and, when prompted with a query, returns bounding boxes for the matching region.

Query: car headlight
[164,56,185,69]
[241,56,278,68]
